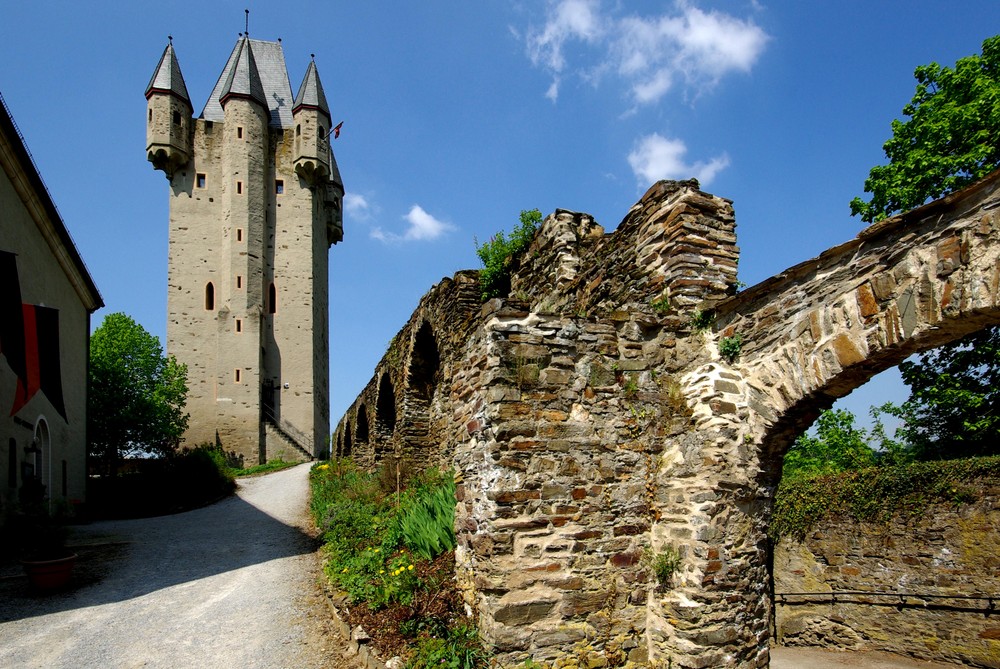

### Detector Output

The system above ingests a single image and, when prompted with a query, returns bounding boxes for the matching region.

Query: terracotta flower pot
[21,553,77,590]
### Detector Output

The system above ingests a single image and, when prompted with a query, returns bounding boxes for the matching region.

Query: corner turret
[292,60,333,186]
[145,40,193,179]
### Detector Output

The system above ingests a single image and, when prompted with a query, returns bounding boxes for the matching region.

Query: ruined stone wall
[774,486,1000,668]
[334,172,1000,667]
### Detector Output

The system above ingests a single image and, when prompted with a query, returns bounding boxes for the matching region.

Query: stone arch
[399,321,441,466]
[356,404,369,445]
[343,420,352,457]
[375,373,397,462]
[645,172,1000,667]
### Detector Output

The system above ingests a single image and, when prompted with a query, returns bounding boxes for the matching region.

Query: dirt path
[0,463,355,669]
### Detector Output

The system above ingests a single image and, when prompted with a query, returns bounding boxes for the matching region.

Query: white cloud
[526,0,604,101]
[627,133,729,186]
[370,205,455,243]
[523,0,769,106]
[344,192,372,220]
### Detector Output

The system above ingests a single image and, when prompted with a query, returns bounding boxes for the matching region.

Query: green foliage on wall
[772,455,1000,542]
[475,209,542,300]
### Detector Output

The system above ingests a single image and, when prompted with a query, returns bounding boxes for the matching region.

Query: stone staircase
[263,418,314,462]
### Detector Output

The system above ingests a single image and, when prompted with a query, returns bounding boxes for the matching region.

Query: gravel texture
[0,463,354,669]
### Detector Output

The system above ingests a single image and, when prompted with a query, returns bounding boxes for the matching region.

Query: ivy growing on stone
[771,456,1000,542]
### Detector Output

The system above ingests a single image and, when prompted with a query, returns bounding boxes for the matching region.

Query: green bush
[406,624,486,669]
[475,209,542,300]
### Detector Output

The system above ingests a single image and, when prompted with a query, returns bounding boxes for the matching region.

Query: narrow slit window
[235,369,241,383]
[275,180,284,195]
[196,173,206,189]
[236,228,243,242]
[205,282,215,310]
[236,275,243,289]
[148,109,153,123]
[237,126,244,139]
[235,319,243,333]
[268,282,277,314]
[236,181,243,195]
[318,126,326,140]
[172,110,181,125]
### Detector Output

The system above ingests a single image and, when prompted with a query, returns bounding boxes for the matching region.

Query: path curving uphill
[0,463,353,669]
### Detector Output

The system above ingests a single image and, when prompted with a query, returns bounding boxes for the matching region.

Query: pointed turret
[145,40,193,179]
[292,59,334,187]
[219,37,267,110]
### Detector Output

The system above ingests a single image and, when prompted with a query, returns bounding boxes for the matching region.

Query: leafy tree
[877,328,1000,460]
[847,35,1000,460]
[88,313,189,471]
[782,409,878,479]
[850,35,1000,223]
[475,208,542,300]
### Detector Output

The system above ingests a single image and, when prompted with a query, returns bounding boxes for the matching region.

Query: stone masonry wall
[774,486,1000,668]
[335,172,1000,668]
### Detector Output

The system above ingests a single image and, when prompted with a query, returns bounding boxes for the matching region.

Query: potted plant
[11,479,77,591]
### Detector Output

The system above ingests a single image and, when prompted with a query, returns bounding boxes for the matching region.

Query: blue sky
[1,2,997,430]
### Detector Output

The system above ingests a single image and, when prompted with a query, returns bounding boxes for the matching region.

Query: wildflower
[379,569,385,574]
[373,548,380,553]
[341,567,348,573]
[408,564,415,571]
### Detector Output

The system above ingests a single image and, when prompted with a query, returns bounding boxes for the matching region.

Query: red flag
[333,121,343,139]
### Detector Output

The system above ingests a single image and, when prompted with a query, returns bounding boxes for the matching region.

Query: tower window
[235,369,242,383]
[172,110,181,125]
[236,181,243,194]
[268,282,277,314]
[237,126,244,139]
[236,275,243,289]
[196,173,206,189]
[236,228,243,242]
[296,124,301,136]
[205,282,215,310]
[319,126,326,140]
[275,180,284,195]
[148,109,153,123]
[235,319,243,333]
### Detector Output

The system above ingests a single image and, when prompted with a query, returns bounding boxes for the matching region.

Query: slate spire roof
[220,36,267,110]
[202,37,295,128]
[145,40,191,105]
[293,60,331,121]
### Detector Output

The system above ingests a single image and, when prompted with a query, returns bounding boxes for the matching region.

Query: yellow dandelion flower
[341,567,348,573]
[408,564,415,571]
[373,548,380,553]
[379,569,385,574]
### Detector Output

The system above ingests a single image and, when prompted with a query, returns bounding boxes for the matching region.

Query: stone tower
[145,36,343,464]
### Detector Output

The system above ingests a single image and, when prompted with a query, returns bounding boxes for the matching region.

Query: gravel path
[0,463,354,669]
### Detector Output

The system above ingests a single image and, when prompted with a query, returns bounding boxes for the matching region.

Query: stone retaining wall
[774,486,1000,668]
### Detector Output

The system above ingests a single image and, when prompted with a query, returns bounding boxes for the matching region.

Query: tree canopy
[850,35,1000,223]
[88,313,189,470]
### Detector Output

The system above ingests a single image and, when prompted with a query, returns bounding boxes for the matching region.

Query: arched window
[319,126,326,140]
[205,282,215,310]
[268,283,277,314]
[377,374,397,435]
[343,422,353,456]
[172,110,181,125]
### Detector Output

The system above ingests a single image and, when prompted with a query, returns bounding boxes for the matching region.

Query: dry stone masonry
[335,171,1000,668]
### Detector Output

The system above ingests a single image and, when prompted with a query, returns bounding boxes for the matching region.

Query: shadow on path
[0,467,318,624]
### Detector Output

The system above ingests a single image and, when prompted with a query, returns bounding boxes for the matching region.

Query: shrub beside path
[0,463,355,669]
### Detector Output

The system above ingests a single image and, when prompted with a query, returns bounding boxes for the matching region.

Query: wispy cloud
[371,205,456,243]
[627,133,729,186]
[344,192,373,220]
[523,0,768,106]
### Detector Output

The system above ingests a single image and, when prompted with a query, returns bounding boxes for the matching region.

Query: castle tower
[146,36,343,464]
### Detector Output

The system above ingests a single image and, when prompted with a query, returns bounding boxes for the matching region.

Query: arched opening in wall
[336,430,343,458]
[375,374,397,462]
[761,323,1000,657]
[402,321,441,463]
[356,404,369,445]
[205,282,215,310]
[343,421,353,457]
